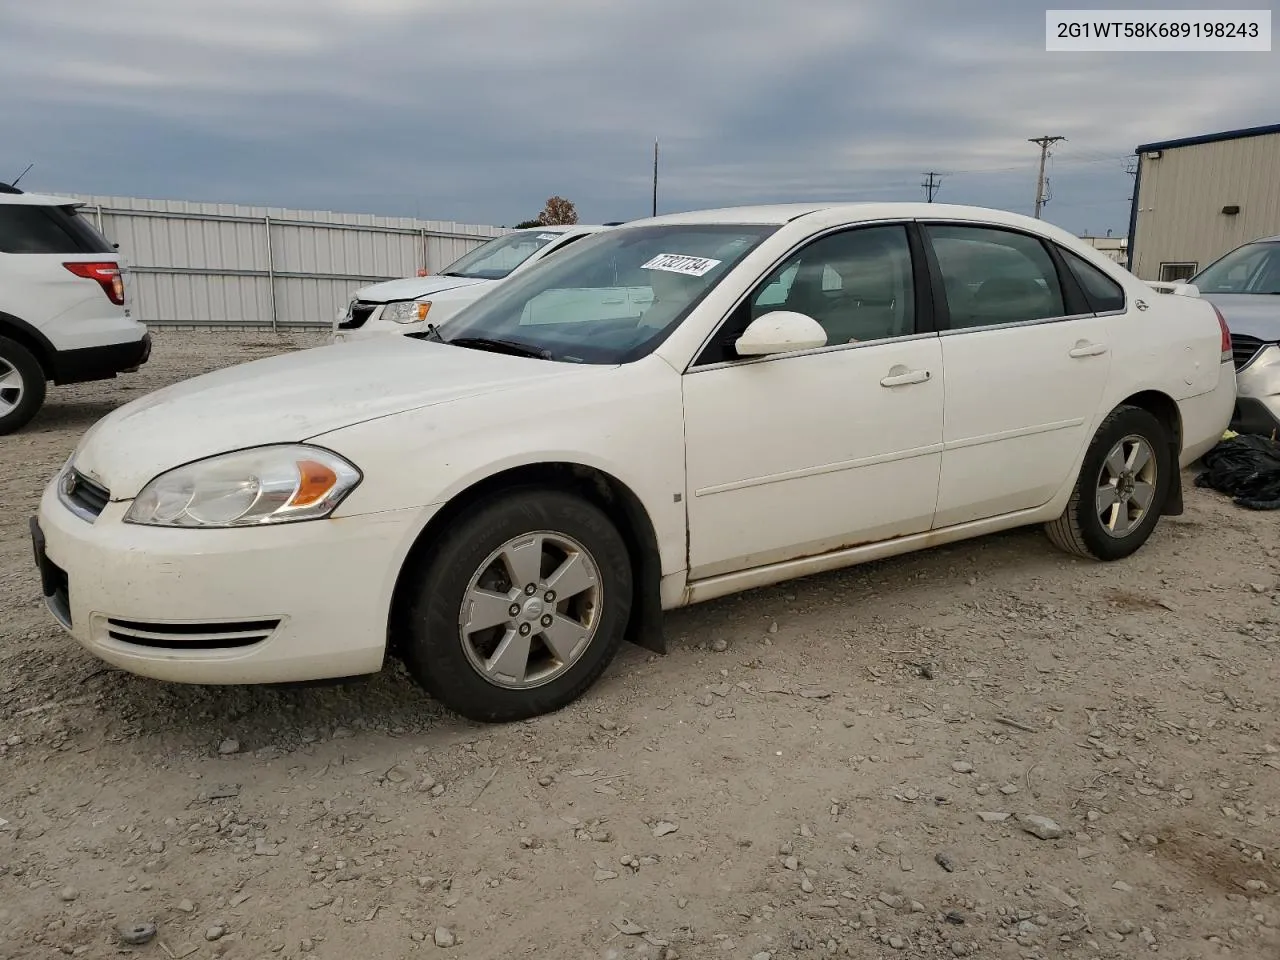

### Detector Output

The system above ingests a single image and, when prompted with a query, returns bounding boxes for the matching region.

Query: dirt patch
[1153,824,1280,896]
[2,329,1280,959]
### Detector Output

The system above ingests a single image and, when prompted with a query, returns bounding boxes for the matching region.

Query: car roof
[0,189,84,207]
[635,202,1058,231]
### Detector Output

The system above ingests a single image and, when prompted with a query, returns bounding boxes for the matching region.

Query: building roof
[1135,122,1280,154]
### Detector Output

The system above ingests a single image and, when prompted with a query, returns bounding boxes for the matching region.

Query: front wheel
[1045,405,1173,561]
[399,489,633,723]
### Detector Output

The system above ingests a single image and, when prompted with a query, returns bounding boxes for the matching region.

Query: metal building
[1127,122,1280,282]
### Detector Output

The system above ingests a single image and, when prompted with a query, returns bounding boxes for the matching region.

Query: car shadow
[59,520,1116,756]
[25,399,125,434]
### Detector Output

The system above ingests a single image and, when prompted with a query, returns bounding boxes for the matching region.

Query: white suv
[0,186,151,434]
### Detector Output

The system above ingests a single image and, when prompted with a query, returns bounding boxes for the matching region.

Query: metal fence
[69,195,507,329]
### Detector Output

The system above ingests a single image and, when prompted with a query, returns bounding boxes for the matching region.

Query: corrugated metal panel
[66,194,507,327]
[1132,132,1280,280]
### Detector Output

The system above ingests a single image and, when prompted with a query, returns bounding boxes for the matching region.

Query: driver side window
[696,224,917,365]
[754,225,914,342]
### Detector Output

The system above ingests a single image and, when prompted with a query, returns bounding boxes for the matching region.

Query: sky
[1,0,1276,236]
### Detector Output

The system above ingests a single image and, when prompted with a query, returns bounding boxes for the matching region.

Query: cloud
[1,0,1274,234]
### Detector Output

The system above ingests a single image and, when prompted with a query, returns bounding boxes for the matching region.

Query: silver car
[1189,236,1280,435]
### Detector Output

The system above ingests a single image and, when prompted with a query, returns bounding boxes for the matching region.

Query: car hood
[1201,293,1280,342]
[70,338,574,499]
[355,275,489,303]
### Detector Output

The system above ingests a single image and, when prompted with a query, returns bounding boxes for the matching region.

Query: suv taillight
[64,261,125,306]
[1212,304,1231,361]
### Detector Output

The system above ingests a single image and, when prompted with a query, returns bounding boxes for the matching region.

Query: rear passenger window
[926,225,1066,329]
[1061,249,1126,313]
[0,205,114,254]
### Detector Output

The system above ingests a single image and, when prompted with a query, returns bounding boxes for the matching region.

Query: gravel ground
[2,329,1279,960]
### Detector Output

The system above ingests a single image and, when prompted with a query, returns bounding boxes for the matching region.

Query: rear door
[923,222,1113,528]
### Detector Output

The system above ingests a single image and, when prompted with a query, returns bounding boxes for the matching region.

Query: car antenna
[9,162,34,188]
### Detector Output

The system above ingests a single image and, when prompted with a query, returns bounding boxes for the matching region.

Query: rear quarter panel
[1103,289,1222,409]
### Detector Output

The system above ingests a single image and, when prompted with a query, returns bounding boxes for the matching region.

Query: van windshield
[439,231,564,280]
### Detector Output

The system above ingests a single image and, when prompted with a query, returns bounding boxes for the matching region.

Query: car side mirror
[734,311,828,357]
[1171,282,1200,298]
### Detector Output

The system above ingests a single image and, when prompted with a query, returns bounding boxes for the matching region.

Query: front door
[922,223,1113,528]
[682,223,945,580]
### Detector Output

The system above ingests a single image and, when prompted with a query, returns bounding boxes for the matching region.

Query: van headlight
[381,300,432,323]
[124,445,361,527]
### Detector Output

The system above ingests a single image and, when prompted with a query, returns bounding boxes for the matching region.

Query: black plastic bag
[1194,433,1280,510]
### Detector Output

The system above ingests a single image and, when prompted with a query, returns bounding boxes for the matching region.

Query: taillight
[1212,304,1231,361]
[64,261,125,305]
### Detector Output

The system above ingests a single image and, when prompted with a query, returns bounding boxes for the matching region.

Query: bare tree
[537,196,578,226]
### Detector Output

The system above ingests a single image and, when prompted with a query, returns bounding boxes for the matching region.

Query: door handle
[880,367,931,387]
[1069,341,1108,358]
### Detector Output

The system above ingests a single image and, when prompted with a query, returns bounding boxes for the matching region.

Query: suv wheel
[0,337,46,435]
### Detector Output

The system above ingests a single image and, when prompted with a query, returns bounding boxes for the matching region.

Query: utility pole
[1028,135,1065,217]
[921,171,942,202]
[652,140,659,217]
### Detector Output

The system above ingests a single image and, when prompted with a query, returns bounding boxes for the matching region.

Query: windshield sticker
[536,234,559,241]
[640,253,723,278]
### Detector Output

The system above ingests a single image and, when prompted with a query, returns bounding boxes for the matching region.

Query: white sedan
[33,203,1235,723]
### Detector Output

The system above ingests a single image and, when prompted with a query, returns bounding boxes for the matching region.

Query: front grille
[337,301,377,330]
[1231,334,1265,370]
[104,617,282,650]
[63,469,110,520]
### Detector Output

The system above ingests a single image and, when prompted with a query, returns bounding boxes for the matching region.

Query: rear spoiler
[1145,280,1201,297]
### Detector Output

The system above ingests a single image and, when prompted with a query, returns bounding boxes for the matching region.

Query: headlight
[124,445,361,528]
[381,299,432,324]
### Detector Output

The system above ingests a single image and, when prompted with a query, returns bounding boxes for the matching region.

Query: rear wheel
[1045,405,1172,561]
[0,337,46,435]
[399,489,633,723]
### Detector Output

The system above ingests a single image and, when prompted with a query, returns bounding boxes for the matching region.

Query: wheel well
[387,463,666,657]
[1118,389,1184,515]
[1120,390,1182,450]
[0,313,54,379]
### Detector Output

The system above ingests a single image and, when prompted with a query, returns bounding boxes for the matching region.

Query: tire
[399,488,633,723]
[0,337,46,435]
[1045,404,1173,561]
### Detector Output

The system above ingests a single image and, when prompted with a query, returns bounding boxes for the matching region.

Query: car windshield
[436,223,777,364]
[1192,241,1280,295]
[439,231,565,280]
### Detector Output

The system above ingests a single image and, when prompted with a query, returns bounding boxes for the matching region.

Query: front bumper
[34,477,431,684]
[1232,343,1280,436]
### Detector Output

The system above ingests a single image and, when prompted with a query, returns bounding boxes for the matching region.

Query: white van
[333,224,612,341]
[0,185,150,433]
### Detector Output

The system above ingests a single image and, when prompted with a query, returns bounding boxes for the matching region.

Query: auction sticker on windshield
[641,254,723,277]
[537,234,559,241]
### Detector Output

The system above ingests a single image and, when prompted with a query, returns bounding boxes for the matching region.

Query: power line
[1028,135,1066,218]
[921,171,943,202]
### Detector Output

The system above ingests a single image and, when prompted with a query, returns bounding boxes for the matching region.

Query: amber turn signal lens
[290,460,338,507]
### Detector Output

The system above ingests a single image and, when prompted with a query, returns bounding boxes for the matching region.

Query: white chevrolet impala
[33,203,1236,722]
